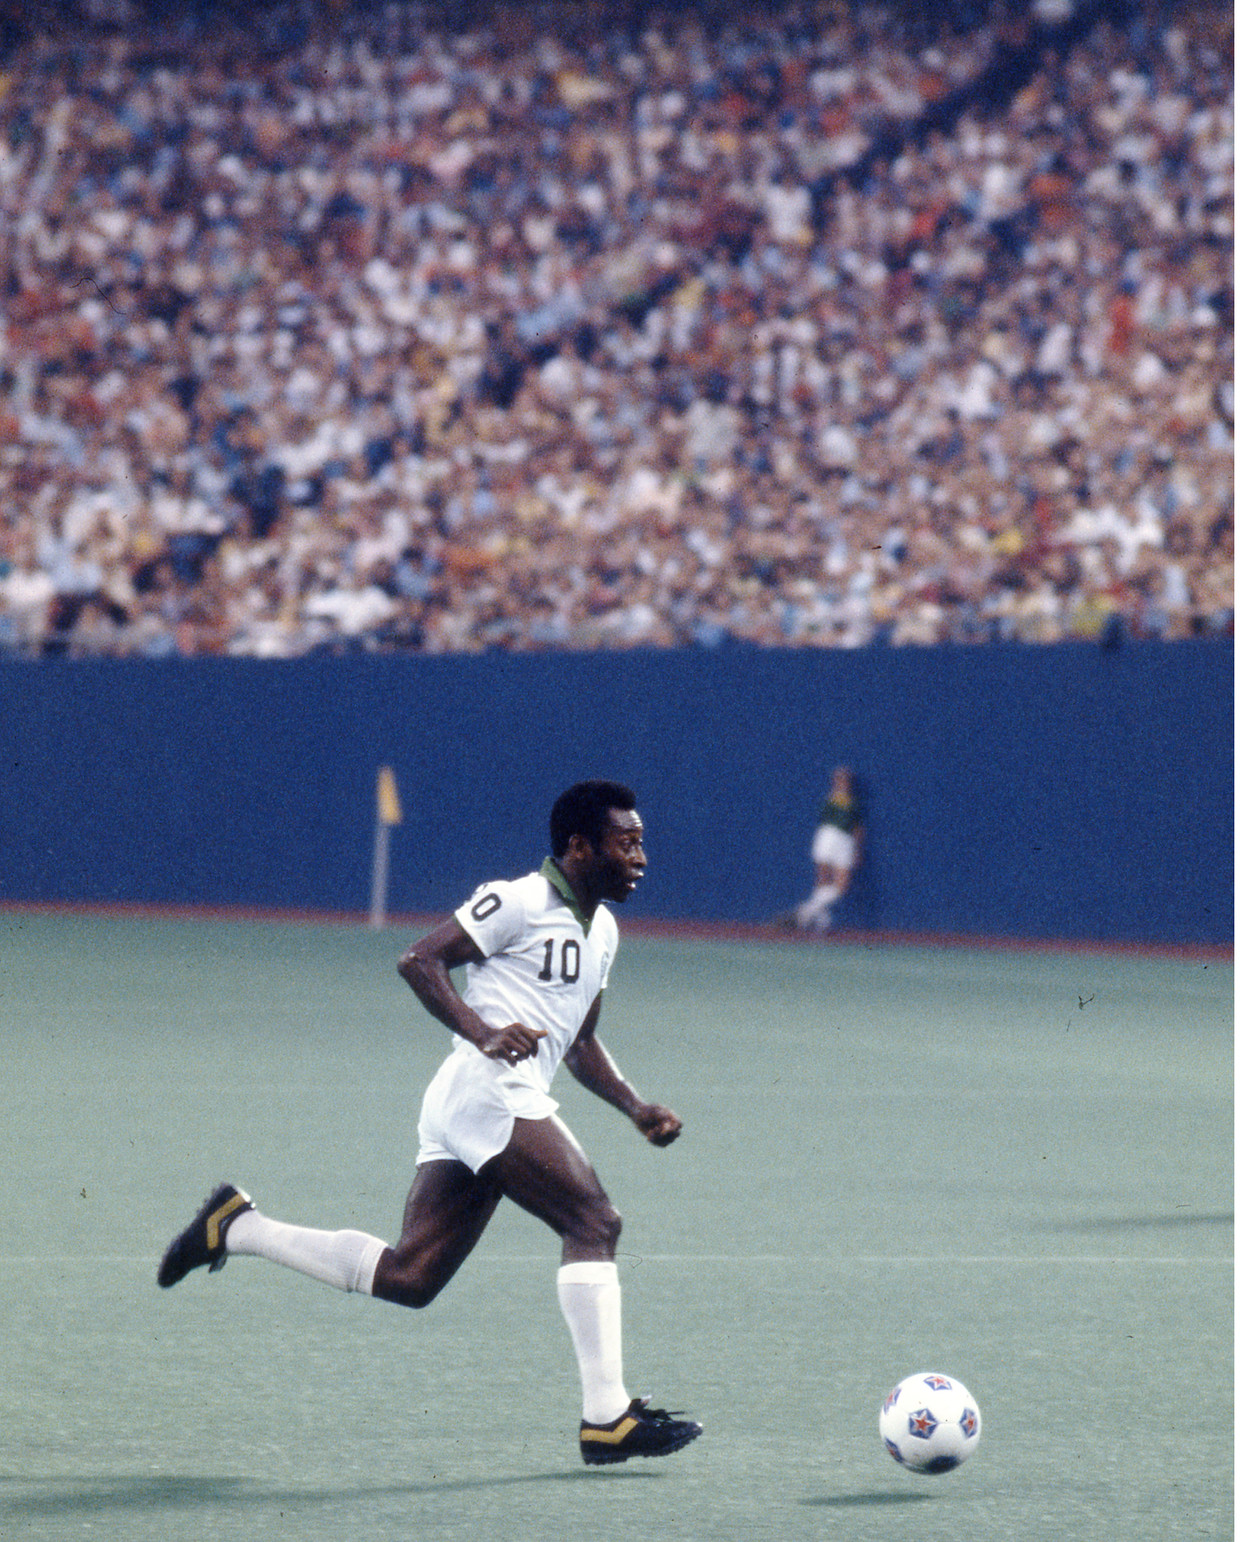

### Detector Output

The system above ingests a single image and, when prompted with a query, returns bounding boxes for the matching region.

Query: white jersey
[450,859,618,1098]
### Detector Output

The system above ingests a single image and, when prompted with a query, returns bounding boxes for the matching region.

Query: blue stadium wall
[0,640,1231,946]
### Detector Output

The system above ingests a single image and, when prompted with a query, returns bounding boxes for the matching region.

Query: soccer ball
[879,1372,981,1475]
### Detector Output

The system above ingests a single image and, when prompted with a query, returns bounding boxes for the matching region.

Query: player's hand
[634,1102,682,1146]
[481,1022,547,1065]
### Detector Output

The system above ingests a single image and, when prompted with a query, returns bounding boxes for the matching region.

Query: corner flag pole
[369,765,402,929]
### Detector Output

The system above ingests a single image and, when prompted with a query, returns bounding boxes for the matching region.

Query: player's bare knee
[394,1272,442,1309]
[392,1280,444,1309]
[373,1254,442,1310]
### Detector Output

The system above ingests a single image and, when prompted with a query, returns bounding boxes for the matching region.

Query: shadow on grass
[801,1490,937,1508]
[0,1468,660,1518]
[1039,1211,1233,1231]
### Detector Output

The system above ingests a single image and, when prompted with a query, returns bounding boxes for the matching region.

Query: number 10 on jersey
[538,938,581,983]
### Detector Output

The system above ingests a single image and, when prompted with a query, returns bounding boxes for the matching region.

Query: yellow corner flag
[377,765,402,826]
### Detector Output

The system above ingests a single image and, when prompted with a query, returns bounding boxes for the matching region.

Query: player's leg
[160,1163,500,1308]
[488,1116,628,1423]
[157,1183,387,1294]
[491,1116,701,1463]
[370,1158,503,1309]
[489,1114,621,1263]
[499,1118,638,1430]
[796,862,842,929]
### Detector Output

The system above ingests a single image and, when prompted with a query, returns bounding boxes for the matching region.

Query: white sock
[797,883,841,927]
[557,1261,630,1425]
[225,1209,386,1295]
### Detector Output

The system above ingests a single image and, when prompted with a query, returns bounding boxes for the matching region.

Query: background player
[795,766,865,932]
[157,779,701,1466]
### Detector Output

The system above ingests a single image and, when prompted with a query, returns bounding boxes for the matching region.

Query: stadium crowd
[0,0,1232,656]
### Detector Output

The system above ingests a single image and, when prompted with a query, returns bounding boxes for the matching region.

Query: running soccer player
[157,779,701,1467]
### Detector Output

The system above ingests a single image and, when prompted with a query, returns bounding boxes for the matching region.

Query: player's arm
[398,918,546,1064]
[563,994,682,1147]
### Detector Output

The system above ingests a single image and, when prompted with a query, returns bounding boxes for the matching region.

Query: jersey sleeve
[455,878,528,959]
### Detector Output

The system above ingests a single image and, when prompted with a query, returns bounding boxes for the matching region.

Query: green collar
[540,856,593,935]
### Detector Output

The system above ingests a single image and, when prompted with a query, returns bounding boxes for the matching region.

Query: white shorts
[812,824,857,869]
[416,1047,559,1172]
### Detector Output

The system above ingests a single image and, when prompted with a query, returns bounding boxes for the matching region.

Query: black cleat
[580,1397,702,1466]
[157,1184,252,1288]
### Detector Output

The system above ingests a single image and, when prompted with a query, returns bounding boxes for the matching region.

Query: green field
[1,910,1231,1541]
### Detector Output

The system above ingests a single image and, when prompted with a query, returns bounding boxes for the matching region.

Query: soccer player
[157,779,701,1467]
[795,766,864,932]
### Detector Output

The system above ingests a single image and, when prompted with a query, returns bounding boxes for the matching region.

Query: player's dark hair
[550,780,637,857]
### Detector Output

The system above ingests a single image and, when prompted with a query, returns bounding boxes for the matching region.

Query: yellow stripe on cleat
[206,1192,249,1251]
[581,1416,639,1446]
